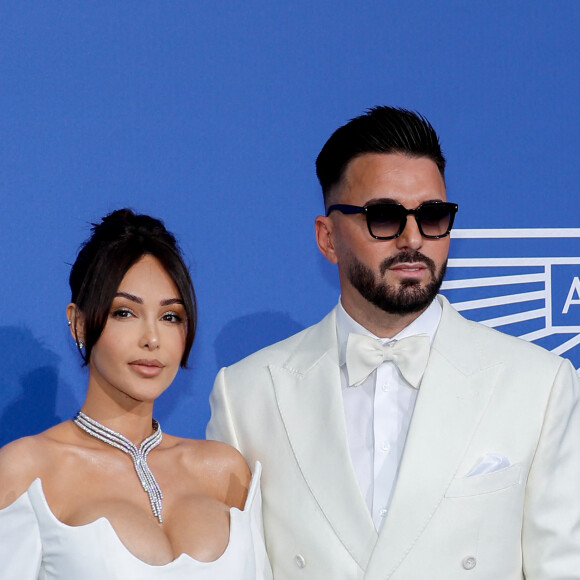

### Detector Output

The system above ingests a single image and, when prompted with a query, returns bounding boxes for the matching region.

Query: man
[207,106,580,578]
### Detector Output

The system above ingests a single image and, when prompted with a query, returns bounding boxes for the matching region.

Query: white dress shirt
[337,297,442,530]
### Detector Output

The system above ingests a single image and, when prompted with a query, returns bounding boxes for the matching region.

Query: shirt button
[381,383,389,392]
[379,507,388,518]
[462,556,476,570]
[295,554,306,568]
[381,441,391,452]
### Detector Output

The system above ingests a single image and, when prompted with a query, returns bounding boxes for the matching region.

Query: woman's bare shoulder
[168,436,251,508]
[0,423,71,507]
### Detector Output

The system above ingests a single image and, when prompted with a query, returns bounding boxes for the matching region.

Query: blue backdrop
[1,1,579,445]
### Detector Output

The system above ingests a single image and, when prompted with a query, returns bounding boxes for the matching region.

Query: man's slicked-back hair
[69,208,197,367]
[315,106,446,205]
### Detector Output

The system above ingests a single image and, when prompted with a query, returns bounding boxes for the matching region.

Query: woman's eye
[162,312,183,323]
[112,308,134,319]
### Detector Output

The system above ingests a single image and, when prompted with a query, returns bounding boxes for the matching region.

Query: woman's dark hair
[316,106,446,206]
[69,208,197,367]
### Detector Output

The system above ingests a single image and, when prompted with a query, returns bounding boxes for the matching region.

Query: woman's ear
[66,303,85,345]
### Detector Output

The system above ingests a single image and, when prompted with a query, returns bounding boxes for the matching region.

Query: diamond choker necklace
[73,411,164,523]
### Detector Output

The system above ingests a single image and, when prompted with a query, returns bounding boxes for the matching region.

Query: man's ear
[315,215,339,265]
[66,303,85,343]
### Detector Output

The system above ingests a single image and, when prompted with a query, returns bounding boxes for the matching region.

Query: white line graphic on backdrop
[443,229,580,372]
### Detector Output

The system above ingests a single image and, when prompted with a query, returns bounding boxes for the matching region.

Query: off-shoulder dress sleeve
[0,488,42,579]
[247,462,273,580]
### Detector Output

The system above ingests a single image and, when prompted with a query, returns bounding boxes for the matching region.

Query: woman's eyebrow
[160,298,184,306]
[115,291,142,304]
[114,293,183,306]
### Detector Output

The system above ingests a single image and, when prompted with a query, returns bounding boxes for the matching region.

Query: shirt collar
[336,296,442,366]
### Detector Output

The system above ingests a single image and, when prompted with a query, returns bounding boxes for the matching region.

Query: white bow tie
[345,333,431,388]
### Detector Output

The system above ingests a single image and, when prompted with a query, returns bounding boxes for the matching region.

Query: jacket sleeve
[0,490,42,578]
[206,366,241,450]
[522,358,580,578]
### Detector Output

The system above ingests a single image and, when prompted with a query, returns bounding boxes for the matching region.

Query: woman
[0,209,272,579]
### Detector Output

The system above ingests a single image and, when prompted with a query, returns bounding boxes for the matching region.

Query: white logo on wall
[441,228,580,374]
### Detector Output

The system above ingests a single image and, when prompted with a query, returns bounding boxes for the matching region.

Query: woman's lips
[129,359,164,378]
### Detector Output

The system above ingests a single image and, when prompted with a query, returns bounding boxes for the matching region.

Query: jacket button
[295,554,306,568]
[462,556,477,570]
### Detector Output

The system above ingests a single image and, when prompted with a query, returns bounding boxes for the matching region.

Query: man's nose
[395,215,423,250]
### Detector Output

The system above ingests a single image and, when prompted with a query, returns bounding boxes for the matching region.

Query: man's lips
[390,262,428,271]
[388,262,429,279]
[129,359,165,377]
[379,252,436,277]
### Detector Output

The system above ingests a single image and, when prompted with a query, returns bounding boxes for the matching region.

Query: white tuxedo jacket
[207,296,580,579]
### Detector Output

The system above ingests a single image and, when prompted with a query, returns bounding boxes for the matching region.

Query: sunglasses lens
[366,204,406,238]
[418,203,453,237]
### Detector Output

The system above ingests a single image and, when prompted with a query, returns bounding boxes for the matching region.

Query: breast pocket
[445,463,522,498]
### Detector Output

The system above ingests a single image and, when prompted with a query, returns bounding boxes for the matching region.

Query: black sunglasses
[326,200,458,240]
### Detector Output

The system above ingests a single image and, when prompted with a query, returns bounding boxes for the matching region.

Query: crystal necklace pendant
[73,411,164,523]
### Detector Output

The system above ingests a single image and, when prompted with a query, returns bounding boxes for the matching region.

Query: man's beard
[347,250,447,315]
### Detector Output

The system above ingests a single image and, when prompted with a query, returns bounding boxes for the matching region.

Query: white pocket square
[466,453,510,477]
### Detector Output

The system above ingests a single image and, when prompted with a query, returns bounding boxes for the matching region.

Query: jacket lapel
[365,297,503,577]
[271,308,378,569]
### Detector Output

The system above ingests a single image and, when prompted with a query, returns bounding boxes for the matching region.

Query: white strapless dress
[0,462,272,579]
